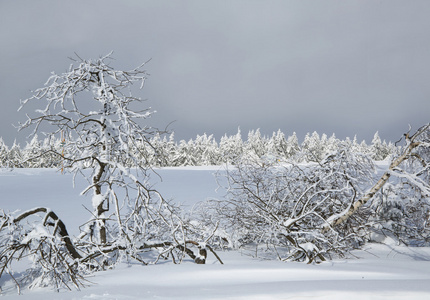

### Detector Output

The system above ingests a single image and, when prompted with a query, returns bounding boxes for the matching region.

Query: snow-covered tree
[244,129,266,159]
[6,141,23,168]
[325,134,339,154]
[285,132,301,158]
[146,132,172,167]
[219,128,244,164]
[162,133,178,166]
[301,131,325,162]
[2,53,221,292]
[21,135,43,168]
[370,131,393,161]
[266,129,289,159]
[171,139,195,166]
[0,138,8,167]
[17,53,160,246]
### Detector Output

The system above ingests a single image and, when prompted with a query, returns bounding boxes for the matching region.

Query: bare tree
[1,53,221,293]
[17,52,157,245]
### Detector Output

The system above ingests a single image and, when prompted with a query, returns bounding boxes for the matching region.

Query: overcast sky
[1,0,429,146]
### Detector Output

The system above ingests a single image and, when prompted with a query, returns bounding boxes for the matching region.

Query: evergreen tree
[286,132,300,158]
[267,129,289,159]
[245,129,266,159]
[0,138,8,167]
[7,141,22,168]
[219,128,244,164]
[301,131,324,162]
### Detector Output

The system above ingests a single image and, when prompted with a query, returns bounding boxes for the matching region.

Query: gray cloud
[1,0,429,146]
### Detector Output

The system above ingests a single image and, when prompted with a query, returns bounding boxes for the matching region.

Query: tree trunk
[93,161,108,244]
[325,126,428,229]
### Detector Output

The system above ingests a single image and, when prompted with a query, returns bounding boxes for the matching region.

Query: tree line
[0,129,396,168]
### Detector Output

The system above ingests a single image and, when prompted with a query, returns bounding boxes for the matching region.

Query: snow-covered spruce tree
[244,129,267,160]
[2,53,220,292]
[190,133,220,166]
[172,139,197,166]
[146,132,172,167]
[219,128,244,164]
[266,129,289,159]
[0,138,8,168]
[370,131,396,161]
[285,132,301,158]
[21,135,47,168]
[3,141,23,168]
[157,132,177,166]
[301,131,325,162]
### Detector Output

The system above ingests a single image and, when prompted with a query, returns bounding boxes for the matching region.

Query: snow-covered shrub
[198,145,376,263]
[369,184,430,246]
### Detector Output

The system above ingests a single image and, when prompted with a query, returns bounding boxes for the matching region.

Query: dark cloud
[1,0,429,146]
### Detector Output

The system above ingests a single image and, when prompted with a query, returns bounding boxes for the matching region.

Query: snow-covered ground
[1,167,430,299]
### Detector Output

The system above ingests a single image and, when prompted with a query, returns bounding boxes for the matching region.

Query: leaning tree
[0,53,220,293]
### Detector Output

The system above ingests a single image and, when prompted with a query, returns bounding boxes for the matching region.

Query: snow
[91,194,104,209]
[21,223,51,244]
[1,167,430,299]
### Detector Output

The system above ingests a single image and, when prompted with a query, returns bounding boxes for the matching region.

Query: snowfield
[1,167,430,299]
